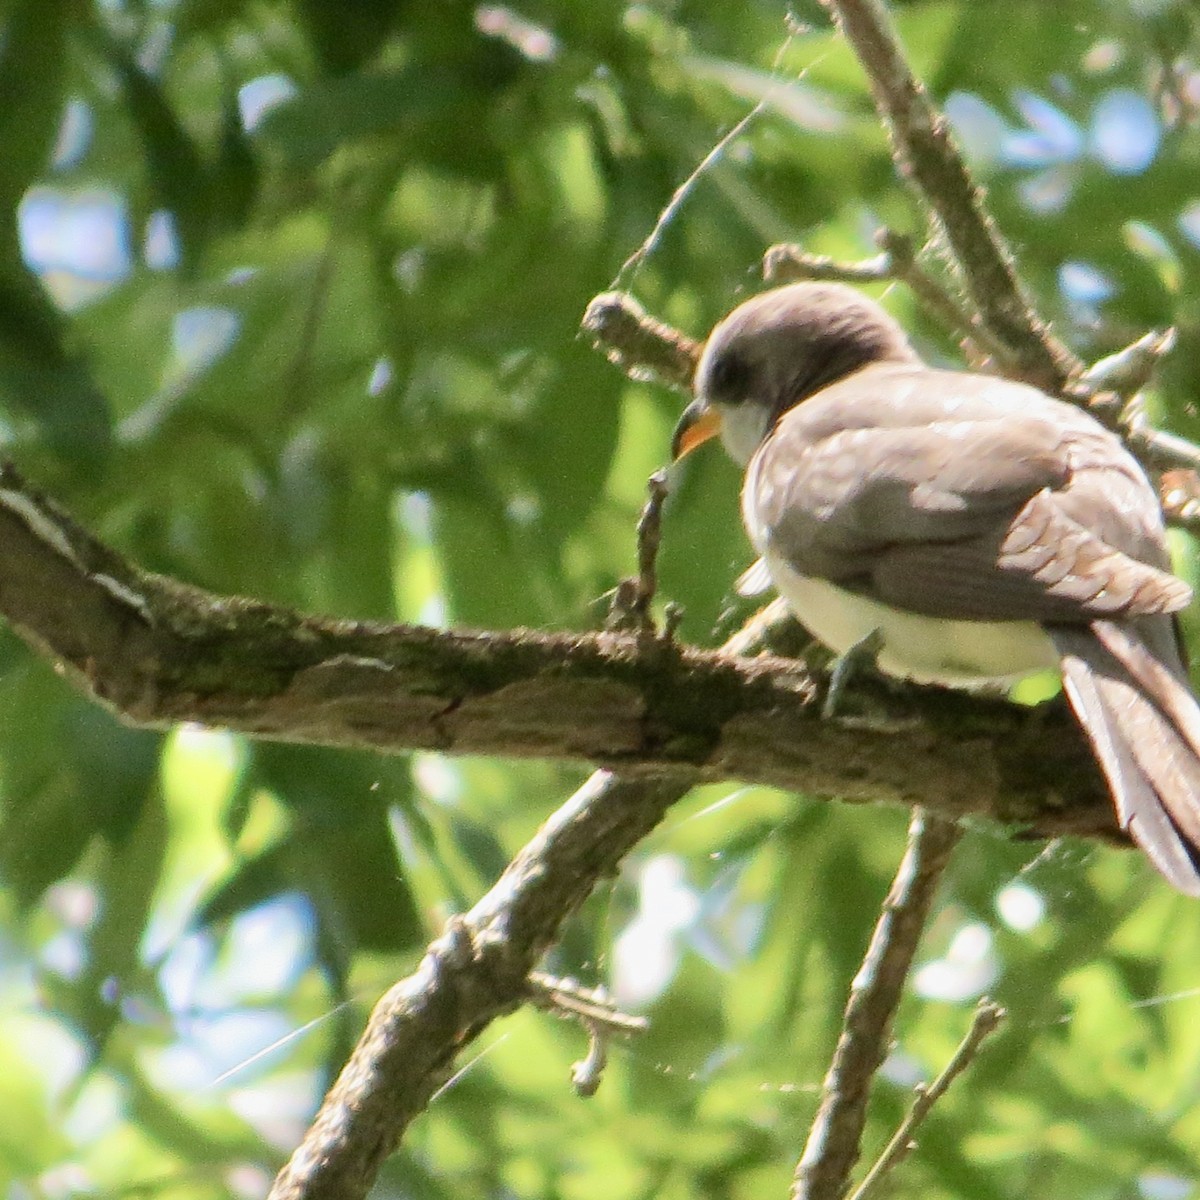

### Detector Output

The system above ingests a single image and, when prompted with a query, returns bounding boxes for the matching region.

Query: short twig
[607,470,672,635]
[763,244,893,286]
[581,291,700,391]
[528,971,650,1097]
[571,1028,609,1098]
[527,971,649,1036]
[792,808,963,1200]
[635,470,669,626]
[1080,326,1177,400]
[662,600,685,643]
[1126,416,1200,475]
[849,999,1006,1200]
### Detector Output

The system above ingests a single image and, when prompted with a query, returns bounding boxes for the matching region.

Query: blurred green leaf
[0,0,69,215]
[99,35,212,270]
[199,744,424,960]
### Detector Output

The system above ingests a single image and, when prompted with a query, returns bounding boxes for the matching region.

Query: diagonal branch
[793,809,962,1200]
[764,232,1018,369]
[849,998,1005,1200]
[819,0,1081,391]
[267,769,693,1200]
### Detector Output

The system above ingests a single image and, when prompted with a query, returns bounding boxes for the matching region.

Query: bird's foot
[821,628,884,719]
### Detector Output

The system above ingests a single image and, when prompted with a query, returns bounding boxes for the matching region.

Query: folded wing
[752,362,1191,623]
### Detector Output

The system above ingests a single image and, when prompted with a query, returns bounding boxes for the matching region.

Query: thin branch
[762,245,893,286]
[607,470,671,634]
[849,999,1006,1200]
[634,469,670,628]
[819,0,1081,390]
[1126,418,1200,476]
[267,769,693,1200]
[0,462,1128,841]
[764,233,1016,368]
[1080,326,1177,398]
[793,808,963,1200]
[527,971,649,1038]
[569,1030,609,1098]
[613,99,768,290]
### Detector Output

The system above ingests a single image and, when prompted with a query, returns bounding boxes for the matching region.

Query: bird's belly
[765,554,1058,687]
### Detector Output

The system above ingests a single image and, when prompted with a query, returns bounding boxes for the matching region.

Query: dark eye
[706,350,751,404]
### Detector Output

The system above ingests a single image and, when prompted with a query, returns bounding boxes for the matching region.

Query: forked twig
[606,470,673,635]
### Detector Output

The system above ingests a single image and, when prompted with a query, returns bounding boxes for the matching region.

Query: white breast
[764,551,1058,688]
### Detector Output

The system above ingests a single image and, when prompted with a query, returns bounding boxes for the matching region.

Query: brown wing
[750,362,1191,623]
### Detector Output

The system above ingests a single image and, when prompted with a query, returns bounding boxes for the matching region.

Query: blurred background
[4,1,1200,1197]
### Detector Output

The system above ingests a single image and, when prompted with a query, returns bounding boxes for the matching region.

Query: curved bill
[671,399,722,460]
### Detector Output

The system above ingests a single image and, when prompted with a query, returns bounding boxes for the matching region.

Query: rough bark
[0,462,1120,844]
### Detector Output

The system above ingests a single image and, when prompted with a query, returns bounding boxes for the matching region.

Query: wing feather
[750,362,1190,624]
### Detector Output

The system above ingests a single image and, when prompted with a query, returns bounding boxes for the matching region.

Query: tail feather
[1050,619,1200,896]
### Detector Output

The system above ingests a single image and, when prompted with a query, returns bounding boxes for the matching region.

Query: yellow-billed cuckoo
[672,281,1200,895]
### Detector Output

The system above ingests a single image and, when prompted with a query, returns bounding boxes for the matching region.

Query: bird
[670,281,1200,895]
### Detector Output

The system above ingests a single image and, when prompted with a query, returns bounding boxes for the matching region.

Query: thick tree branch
[268,769,692,1200]
[0,462,1130,843]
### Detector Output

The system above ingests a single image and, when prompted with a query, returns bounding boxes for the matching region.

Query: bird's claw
[821,628,884,719]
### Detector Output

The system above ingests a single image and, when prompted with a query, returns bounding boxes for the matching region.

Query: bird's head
[671,282,918,466]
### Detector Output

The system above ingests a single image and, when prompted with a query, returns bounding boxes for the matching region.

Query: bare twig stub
[528,971,648,1037]
[634,469,670,629]
[581,291,699,390]
[606,469,671,635]
[850,999,1005,1200]
[1081,326,1177,400]
[793,809,963,1200]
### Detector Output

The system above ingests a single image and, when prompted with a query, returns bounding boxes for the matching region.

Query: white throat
[718,403,772,467]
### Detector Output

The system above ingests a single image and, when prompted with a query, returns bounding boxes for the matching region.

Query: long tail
[1049,618,1200,896]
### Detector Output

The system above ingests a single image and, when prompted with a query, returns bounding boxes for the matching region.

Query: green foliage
[2,1,1200,1197]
